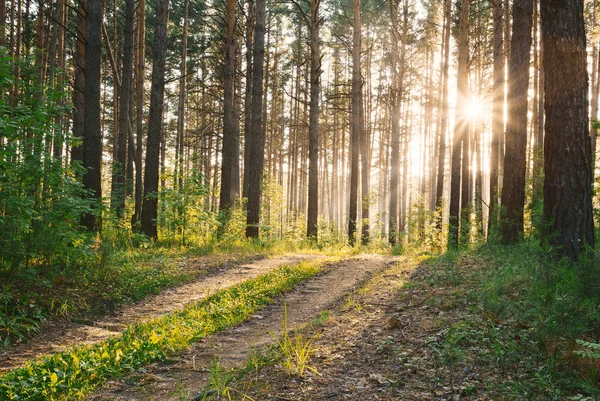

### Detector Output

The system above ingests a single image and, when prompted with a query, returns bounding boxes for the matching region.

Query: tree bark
[500,0,533,243]
[435,0,451,228]
[81,0,103,232]
[541,0,594,260]
[111,0,135,217]
[140,0,169,240]
[133,0,145,229]
[306,0,321,240]
[71,0,86,165]
[176,0,189,191]
[388,0,401,245]
[348,0,361,245]
[448,0,469,249]
[242,0,254,200]
[219,0,236,211]
[245,0,266,238]
[488,0,503,235]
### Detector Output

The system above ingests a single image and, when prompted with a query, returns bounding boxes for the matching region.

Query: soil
[90,255,403,401]
[222,256,525,401]
[0,253,322,372]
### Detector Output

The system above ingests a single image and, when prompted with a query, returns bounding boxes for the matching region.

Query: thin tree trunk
[111,0,135,217]
[500,0,533,243]
[488,0,503,235]
[242,0,254,199]
[71,0,85,165]
[306,0,321,240]
[245,0,266,238]
[176,0,189,191]
[435,0,451,230]
[448,0,469,249]
[133,0,145,228]
[348,0,361,245]
[141,0,169,239]
[81,0,103,232]
[219,0,235,211]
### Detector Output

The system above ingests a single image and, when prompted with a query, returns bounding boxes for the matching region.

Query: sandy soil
[90,255,404,401]
[0,253,322,372]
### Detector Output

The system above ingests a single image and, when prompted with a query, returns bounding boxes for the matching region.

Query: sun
[466,100,484,119]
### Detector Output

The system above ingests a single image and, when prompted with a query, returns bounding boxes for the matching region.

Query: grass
[0,259,328,400]
[270,303,318,377]
[424,243,600,400]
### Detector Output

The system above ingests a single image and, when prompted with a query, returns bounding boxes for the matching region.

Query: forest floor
[0,254,321,372]
[2,251,593,400]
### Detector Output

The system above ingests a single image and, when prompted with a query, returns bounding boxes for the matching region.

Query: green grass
[425,243,600,400]
[0,242,264,347]
[0,260,327,400]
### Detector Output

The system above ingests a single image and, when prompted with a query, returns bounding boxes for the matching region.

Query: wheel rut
[0,254,322,372]
[91,255,404,401]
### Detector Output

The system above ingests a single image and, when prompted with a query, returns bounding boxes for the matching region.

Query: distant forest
[0,0,596,270]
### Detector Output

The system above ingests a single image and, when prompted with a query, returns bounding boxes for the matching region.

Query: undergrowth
[0,260,327,400]
[426,243,600,399]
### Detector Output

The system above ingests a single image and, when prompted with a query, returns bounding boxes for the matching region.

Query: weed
[271,303,318,377]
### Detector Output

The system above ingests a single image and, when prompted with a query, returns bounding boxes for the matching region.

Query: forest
[1,0,600,399]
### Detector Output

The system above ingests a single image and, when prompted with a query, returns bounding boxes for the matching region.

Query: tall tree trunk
[242,0,254,199]
[500,0,533,243]
[71,0,85,165]
[111,0,135,217]
[448,0,469,249]
[388,0,401,245]
[359,79,369,244]
[0,0,5,46]
[306,0,321,240]
[488,0,503,235]
[219,0,236,211]
[245,0,266,238]
[176,0,189,191]
[133,0,145,228]
[348,0,361,245]
[541,0,594,260]
[82,0,103,232]
[435,0,451,228]
[140,0,169,239]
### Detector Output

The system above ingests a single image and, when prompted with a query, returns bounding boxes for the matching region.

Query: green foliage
[0,52,96,275]
[0,261,324,400]
[159,170,217,246]
[429,243,600,399]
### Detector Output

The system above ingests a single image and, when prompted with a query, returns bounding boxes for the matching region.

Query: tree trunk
[306,0,321,240]
[245,0,266,238]
[81,0,103,232]
[500,0,533,243]
[133,0,145,229]
[71,0,86,165]
[0,0,5,46]
[541,0,594,260]
[242,0,254,200]
[388,0,401,245]
[140,0,169,240]
[448,0,469,249]
[111,0,135,217]
[348,0,361,245]
[219,0,235,211]
[435,0,451,228]
[488,0,503,235]
[176,0,189,191]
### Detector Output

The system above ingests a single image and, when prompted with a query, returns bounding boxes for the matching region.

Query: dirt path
[90,255,403,401]
[0,254,322,372]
